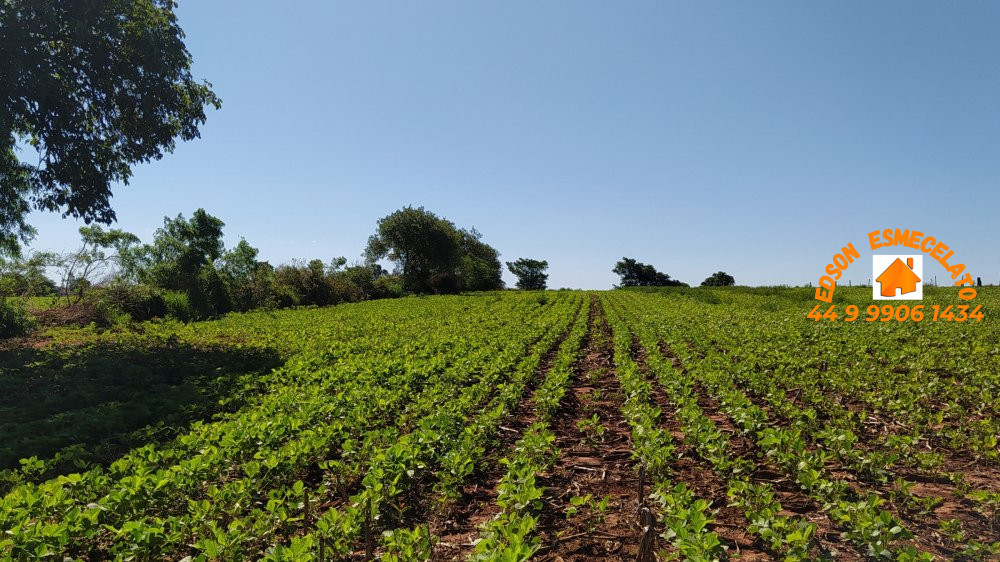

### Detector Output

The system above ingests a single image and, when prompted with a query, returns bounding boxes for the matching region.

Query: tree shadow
[0,339,283,481]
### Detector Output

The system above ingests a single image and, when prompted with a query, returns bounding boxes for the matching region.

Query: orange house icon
[876,257,921,297]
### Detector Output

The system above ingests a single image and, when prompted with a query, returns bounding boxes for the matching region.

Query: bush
[372,275,404,299]
[90,284,168,322]
[190,265,231,319]
[0,299,36,338]
[162,291,194,322]
[329,276,365,303]
[272,283,301,309]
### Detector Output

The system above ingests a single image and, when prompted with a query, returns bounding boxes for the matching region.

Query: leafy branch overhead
[0,0,220,256]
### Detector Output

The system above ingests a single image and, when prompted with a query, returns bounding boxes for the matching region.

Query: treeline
[1,205,737,337]
[0,207,510,334]
[610,258,735,288]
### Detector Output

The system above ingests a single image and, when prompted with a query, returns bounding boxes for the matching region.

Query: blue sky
[24,1,1000,288]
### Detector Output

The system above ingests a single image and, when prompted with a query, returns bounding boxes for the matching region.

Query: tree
[218,239,277,311]
[123,209,225,291]
[612,257,686,288]
[0,0,221,256]
[55,226,140,302]
[338,262,397,300]
[366,207,459,294]
[121,209,229,316]
[366,207,502,294]
[0,251,58,296]
[701,271,735,287]
[457,229,504,291]
[507,258,549,290]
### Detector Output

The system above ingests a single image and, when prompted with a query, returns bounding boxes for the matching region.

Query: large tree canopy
[457,228,504,292]
[366,206,502,294]
[0,0,220,255]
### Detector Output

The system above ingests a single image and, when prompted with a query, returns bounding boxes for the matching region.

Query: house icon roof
[876,257,921,297]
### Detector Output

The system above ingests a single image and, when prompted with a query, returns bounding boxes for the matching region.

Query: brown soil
[31,301,105,327]
[429,298,589,560]
[687,343,1000,559]
[658,342,868,560]
[532,297,643,561]
[727,355,1000,555]
[783,378,1000,493]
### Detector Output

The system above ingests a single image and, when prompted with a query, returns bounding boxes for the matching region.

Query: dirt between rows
[428,302,587,560]
[653,341,867,560]
[415,300,997,560]
[695,343,1000,559]
[532,299,642,560]
[428,295,644,561]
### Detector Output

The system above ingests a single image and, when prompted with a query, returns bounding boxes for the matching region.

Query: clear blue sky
[25,1,1000,288]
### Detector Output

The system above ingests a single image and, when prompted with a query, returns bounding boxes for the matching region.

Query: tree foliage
[0,251,57,296]
[458,229,504,292]
[612,257,686,288]
[701,271,736,287]
[123,209,225,291]
[119,209,229,316]
[366,207,458,294]
[366,207,502,294]
[0,0,220,255]
[506,258,549,290]
[55,226,140,301]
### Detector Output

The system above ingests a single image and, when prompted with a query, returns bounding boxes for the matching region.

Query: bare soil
[533,297,643,561]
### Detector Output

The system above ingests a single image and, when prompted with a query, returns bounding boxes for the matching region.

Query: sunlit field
[2,288,997,560]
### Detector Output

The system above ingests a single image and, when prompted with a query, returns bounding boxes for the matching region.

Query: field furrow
[534,298,641,560]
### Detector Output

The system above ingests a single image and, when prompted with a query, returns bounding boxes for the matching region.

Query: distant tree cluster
[701,271,736,287]
[105,209,405,320]
[365,206,503,294]
[1,196,750,338]
[507,258,549,290]
[612,257,687,288]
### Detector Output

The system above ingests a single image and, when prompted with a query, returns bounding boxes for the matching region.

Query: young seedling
[576,413,606,445]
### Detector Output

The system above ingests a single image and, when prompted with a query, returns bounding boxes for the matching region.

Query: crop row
[469,296,590,559]
[603,294,822,560]
[609,290,1000,560]
[261,294,587,560]
[1,293,582,560]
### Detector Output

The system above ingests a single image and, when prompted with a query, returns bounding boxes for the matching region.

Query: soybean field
[1,289,999,561]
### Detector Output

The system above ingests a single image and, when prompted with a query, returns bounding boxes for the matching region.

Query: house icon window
[873,255,923,300]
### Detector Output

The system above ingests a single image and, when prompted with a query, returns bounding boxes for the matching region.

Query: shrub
[190,265,231,318]
[273,283,301,309]
[162,291,194,322]
[90,284,168,322]
[372,275,405,299]
[0,299,35,338]
[329,275,365,303]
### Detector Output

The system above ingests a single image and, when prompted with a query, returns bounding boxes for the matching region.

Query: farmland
[1,288,998,561]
